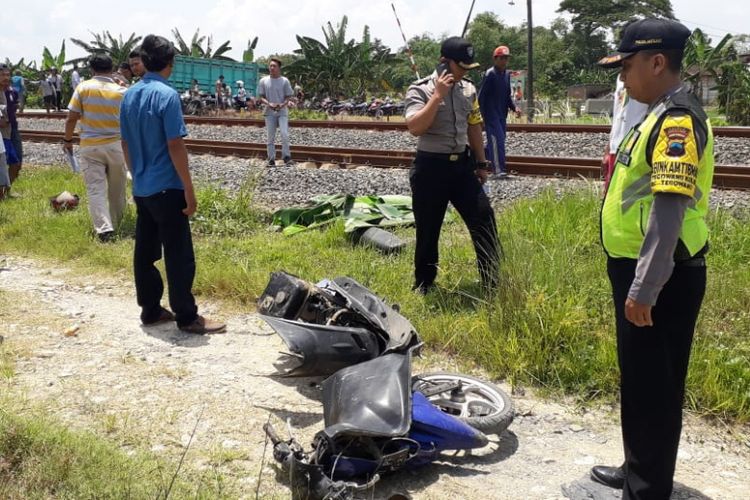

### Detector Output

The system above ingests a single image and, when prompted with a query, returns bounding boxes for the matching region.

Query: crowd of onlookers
[1,64,22,199]
[8,49,146,114]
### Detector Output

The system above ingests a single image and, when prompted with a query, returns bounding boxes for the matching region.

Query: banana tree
[41,41,66,70]
[286,16,397,98]
[243,37,259,63]
[172,28,234,60]
[2,57,39,79]
[69,31,142,66]
[683,28,733,104]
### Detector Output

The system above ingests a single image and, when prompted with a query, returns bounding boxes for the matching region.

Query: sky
[2,0,748,65]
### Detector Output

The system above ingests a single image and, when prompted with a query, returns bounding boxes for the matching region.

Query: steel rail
[17,112,750,138]
[20,129,750,189]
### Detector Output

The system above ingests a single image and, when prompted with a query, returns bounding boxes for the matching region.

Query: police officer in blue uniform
[404,37,499,294]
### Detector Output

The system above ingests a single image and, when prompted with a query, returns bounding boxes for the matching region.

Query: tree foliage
[243,37,259,63]
[715,61,750,125]
[558,0,674,67]
[682,29,734,103]
[172,28,234,61]
[285,16,397,98]
[69,32,142,66]
[42,41,67,70]
[464,13,609,99]
[3,57,39,79]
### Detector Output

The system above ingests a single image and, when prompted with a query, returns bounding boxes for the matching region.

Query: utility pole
[526,0,534,122]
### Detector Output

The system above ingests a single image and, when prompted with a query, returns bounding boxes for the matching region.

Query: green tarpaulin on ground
[272,194,453,236]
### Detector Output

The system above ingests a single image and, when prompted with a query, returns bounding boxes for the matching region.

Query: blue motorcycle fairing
[408,391,489,451]
[321,352,412,440]
[315,391,488,478]
[261,315,380,377]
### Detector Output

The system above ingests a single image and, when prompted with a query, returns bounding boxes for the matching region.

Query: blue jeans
[265,112,290,160]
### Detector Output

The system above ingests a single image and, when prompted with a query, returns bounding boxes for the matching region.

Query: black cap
[598,18,691,68]
[441,36,480,70]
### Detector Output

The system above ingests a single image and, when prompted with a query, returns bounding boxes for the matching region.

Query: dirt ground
[1,256,748,499]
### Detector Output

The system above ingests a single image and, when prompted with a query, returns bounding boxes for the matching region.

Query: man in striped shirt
[64,54,127,242]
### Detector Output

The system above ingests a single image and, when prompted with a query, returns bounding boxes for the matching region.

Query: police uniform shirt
[404,71,483,154]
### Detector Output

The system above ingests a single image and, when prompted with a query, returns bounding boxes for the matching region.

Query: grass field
[1,165,748,421]
[1,165,748,496]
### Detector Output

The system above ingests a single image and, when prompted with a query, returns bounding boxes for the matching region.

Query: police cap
[598,18,691,68]
[441,36,480,70]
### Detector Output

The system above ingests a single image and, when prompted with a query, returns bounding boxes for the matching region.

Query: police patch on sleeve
[467,97,483,126]
[651,114,699,197]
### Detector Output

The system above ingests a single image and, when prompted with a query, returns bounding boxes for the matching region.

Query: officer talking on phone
[404,36,499,295]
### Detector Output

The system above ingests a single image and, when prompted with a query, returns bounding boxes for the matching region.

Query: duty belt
[674,256,706,268]
[415,150,468,162]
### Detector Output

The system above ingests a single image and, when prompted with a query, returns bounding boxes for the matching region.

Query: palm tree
[682,29,733,104]
[69,31,142,66]
[172,28,234,60]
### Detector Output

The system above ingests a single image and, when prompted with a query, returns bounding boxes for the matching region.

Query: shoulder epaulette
[412,76,431,85]
[462,77,475,84]
[663,87,708,124]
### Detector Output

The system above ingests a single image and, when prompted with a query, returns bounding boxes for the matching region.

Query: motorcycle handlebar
[263,422,283,445]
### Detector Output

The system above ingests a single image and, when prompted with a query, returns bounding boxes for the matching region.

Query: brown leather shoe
[142,307,175,326]
[179,315,226,334]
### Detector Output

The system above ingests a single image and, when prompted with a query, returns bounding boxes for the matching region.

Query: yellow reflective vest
[601,88,714,259]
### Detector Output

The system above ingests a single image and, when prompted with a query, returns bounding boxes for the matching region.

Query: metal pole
[461,0,478,38]
[526,0,534,122]
[391,3,420,79]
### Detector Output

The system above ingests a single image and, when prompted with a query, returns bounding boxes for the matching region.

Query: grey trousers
[265,111,291,160]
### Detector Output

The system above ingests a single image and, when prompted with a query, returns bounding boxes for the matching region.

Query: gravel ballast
[21,141,750,214]
[19,118,750,166]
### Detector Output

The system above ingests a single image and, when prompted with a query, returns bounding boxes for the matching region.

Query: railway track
[20,129,750,190]
[17,112,750,138]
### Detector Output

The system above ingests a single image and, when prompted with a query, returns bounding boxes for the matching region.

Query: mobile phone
[436,62,451,76]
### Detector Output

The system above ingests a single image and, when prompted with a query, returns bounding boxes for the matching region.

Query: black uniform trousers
[134,189,199,327]
[409,153,499,290]
[607,257,706,500]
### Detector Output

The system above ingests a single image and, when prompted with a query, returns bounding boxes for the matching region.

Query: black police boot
[590,464,625,489]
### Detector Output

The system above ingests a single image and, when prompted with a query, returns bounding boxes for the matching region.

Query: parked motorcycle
[258,272,514,500]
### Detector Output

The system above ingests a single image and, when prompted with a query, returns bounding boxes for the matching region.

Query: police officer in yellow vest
[591,19,714,499]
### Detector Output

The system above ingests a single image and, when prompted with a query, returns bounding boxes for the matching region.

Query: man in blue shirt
[478,45,522,178]
[120,34,225,335]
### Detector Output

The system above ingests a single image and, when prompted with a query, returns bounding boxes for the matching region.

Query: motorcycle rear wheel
[412,372,514,435]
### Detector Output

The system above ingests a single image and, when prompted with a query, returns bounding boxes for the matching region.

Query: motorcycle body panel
[327,277,418,353]
[260,315,380,377]
[321,352,412,439]
[257,271,314,320]
[408,391,488,451]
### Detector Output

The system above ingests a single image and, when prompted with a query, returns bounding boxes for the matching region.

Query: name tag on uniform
[616,129,641,167]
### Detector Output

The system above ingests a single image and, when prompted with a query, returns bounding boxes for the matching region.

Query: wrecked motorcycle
[258,272,514,499]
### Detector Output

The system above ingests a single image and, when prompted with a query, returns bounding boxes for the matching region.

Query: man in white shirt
[39,72,56,113]
[602,77,648,193]
[50,68,63,111]
[71,65,81,91]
